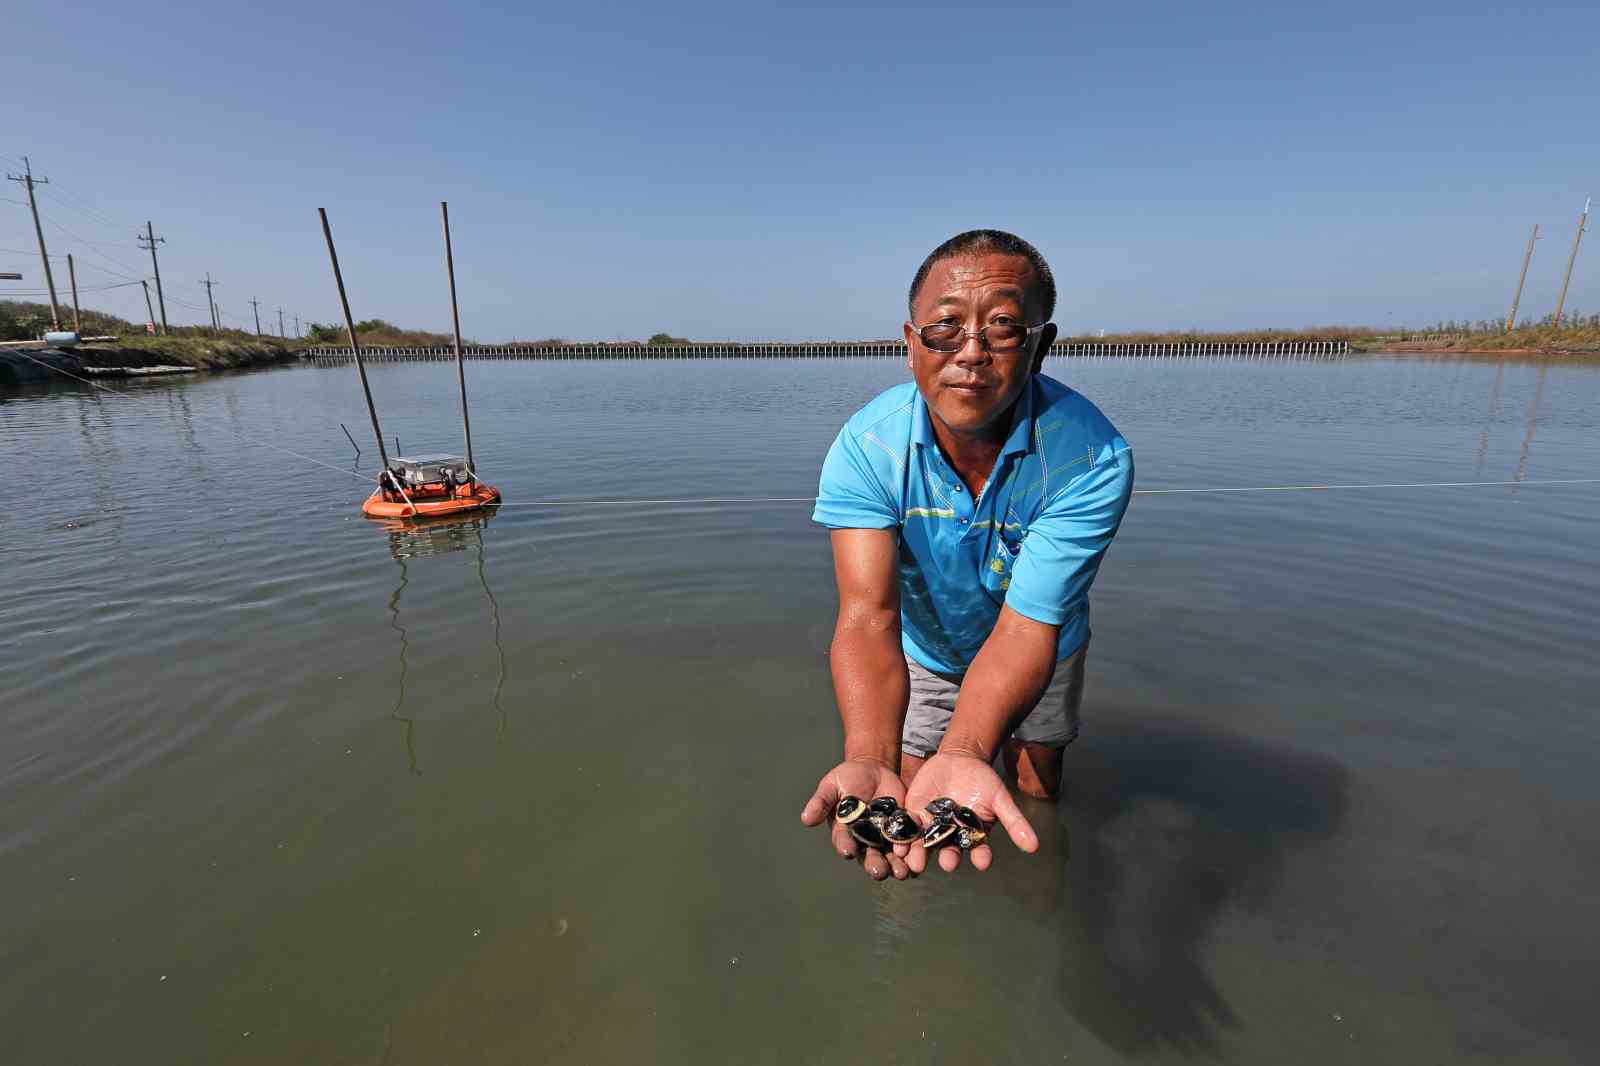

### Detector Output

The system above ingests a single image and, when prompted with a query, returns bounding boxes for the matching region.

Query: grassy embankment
[1055,320,1599,353]
[1,300,303,382]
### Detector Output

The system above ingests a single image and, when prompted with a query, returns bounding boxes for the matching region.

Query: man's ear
[903,320,917,372]
[1031,323,1057,374]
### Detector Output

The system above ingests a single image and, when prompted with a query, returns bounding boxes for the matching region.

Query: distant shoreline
[0,337,296,386]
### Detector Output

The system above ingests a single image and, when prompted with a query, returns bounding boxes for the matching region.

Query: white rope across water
[488,478,1600,507]
[1132,477,1600,495]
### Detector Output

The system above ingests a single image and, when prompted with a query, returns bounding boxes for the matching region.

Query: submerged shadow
[1052,711,1348,1052]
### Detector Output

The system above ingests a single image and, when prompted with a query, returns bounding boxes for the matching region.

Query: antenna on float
[440,201,475,472]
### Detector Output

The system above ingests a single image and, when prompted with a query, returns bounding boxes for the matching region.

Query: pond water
[3,354,1598,1065]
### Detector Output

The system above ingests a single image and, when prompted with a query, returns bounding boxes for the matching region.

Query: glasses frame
[907,319,1051,355]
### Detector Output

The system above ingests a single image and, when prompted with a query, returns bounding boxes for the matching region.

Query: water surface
[3,355,1598,1064]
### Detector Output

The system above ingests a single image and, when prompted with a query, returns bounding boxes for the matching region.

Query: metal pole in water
[318,207,391,474]
[440,201,475,471]
[1506,223,1539,332]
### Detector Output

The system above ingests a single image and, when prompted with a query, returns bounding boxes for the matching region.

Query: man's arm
[827,528,908,767]
[940,605,1058,763]
[798,528,914,880]
[904,445,1133,874]
[901,608,1050,874]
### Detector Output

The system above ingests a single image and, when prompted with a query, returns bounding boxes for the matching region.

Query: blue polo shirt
[813,374,1133,676]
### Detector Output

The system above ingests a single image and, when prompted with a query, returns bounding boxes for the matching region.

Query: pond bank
[0,338,297,385]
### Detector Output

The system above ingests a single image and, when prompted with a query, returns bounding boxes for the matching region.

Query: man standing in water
[800,231,1133,880]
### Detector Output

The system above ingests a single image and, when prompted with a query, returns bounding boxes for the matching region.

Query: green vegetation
[647,332,691,345]
[99,332,299,369]
[304,319,458,347]
[0,299,301,376]
[0,300,141,341]
[1057,325,1375,345]
[1056,315,1599,353]
[1389,314,1600,352]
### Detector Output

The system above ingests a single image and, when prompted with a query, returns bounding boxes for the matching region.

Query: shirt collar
[911,377,1037,458]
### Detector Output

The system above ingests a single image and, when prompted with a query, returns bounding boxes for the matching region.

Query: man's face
[904,253,1052,440]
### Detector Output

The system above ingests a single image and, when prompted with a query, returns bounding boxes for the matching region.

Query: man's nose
[952,332,991,366]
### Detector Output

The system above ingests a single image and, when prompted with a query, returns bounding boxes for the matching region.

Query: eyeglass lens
[919,323,1028,352]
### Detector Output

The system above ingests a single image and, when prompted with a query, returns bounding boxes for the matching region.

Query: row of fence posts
[302,339,1353,363]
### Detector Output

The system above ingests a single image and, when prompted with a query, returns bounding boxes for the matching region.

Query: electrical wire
[37,183,132,231]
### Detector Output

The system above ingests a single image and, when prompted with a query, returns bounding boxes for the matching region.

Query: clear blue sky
[5,0,1596,340]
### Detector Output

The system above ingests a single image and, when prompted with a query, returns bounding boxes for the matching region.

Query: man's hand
[903,752,1039,873]
[800,757,913,881]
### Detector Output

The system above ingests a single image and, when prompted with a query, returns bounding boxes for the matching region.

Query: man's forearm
[830,614,909,768]
[940,607,1059,762]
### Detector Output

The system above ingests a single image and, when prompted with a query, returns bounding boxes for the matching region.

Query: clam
[921,818,958,849]
[881,810,920,844]
[849,818,889,849]
[957,827,988,849]
[926,797,957,818]
[835,796,867,824]
[867,796,900,818]
[953,806,985,832]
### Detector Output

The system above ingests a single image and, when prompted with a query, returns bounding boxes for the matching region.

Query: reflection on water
[381,508,498,560]
[1475,363,1504,475]
[382,510,508,769]
[387,550,419,774]
[1513,363,1548,485]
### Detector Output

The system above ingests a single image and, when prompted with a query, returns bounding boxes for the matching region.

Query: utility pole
[201,273,219,330]
[66,253,82,332]
[141,279,157,332]
[1506,224,1539,332]
[293,314,301,338]
[250,297,262,335]
[276,307,284,338]
[1553,197,1590,328]
[138,222,169,334]
[6,156,61,330]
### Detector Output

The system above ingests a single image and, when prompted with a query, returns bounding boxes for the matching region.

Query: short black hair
[907,229,1056,321]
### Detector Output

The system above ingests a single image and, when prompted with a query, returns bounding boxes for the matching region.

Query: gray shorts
[901,642,1088,759]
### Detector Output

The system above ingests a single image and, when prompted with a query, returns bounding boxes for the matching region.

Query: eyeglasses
[908,319,1049,354]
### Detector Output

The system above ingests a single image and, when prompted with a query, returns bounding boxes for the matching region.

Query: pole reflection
[1513,363,1548,486]
[380,507,506,771]
[1474,362,1504,476]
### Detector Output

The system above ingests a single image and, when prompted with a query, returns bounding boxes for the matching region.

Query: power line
[37,182,131,231]
[38,211,147,277]
[1,279,142,294]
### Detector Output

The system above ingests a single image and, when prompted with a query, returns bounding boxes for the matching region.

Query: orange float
[362,480,501,519]
[320,202,503,522]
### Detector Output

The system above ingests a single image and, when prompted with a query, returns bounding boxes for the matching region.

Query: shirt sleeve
[1004,445,1134,625]
[812,426,899,529]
